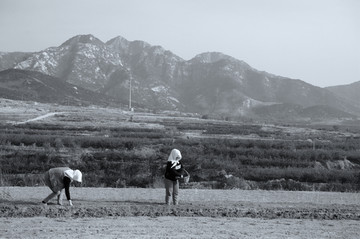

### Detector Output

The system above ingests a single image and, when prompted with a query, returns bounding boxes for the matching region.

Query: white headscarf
[168,149,182,168]
[64,169,82,183]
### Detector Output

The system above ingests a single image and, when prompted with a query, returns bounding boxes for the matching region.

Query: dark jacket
[165,161,184,181]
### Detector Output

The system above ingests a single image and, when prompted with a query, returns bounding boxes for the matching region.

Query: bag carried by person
[183,169,190,184]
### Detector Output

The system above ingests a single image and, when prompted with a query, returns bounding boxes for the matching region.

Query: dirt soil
[2,216,359,239]
[1,187,360,238]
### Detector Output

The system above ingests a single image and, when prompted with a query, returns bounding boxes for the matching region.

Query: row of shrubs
[1,145,359,190]
[2,172,359,192]
[0,122,359,191]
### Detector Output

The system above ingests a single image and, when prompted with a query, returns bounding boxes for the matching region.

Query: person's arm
[170,164,184,178]
[63,177,73,206]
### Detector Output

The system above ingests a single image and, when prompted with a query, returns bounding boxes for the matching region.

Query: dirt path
[1,216,359,239]
[15,112,65,124]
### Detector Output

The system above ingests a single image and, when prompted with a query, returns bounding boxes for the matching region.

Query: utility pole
[128,75,132,111]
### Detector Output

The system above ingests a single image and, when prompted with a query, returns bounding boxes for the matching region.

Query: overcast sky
[1,0,359,87]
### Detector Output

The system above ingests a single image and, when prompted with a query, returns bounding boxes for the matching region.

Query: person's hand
[69,200,73,206]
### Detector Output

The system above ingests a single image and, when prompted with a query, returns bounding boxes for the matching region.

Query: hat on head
[73,170,82,183]
[65,169,82,183]
[168,149,182,168]
[168,149,182,162]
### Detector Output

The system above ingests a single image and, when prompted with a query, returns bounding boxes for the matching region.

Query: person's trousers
[43,190,63,205]
[164,178,179,205]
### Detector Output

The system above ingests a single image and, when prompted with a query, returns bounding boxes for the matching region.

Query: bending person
[42,167,82,206]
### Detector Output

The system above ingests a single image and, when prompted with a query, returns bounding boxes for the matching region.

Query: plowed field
[1,187,359,238]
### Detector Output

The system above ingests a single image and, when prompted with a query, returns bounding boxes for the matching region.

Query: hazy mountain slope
[252,103,356,122]
[0,69,116,106]
[0,52,31,70]
[326,81,360,106]
[179,52,360,116]
[299,105,355,119]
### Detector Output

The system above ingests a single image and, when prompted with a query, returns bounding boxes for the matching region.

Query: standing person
[164,149,186,205]
[42,167,82,206]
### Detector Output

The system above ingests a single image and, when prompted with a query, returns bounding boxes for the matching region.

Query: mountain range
[0,34,359,122]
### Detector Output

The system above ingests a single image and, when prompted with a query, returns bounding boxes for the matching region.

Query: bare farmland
[1,187,360,238]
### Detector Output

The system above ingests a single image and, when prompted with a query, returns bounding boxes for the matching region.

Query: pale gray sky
[1,0,359,87]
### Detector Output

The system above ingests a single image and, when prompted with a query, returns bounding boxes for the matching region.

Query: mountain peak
[191,52,235,63]
[60,34,104,47]
[106,36,130,49]
[106,36,129,44]
[190,52,251,70]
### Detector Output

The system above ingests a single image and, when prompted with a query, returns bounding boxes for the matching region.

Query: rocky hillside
[0,34,359,120]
